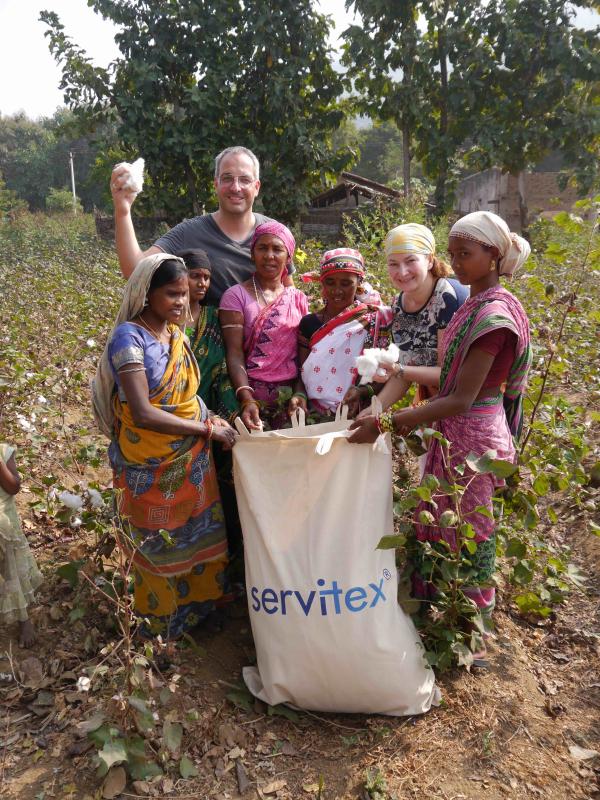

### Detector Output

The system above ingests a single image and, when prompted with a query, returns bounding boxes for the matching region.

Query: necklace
[138,314,169,342]
[252,275,268,306]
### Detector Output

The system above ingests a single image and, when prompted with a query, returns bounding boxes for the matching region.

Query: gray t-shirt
[154,212,293,305]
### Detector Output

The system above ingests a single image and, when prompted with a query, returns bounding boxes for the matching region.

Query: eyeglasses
[218,173,255,187]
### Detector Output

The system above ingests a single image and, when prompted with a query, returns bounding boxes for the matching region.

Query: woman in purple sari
[348,212,532,665]
[220,222,308,430]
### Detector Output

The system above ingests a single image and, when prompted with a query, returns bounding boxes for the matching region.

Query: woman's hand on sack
[211,421,238,450]
[241,401,263,431]
[347,415,380,444]
[342,386,364,419]
[288,394,308,416]
[110,165,138,215]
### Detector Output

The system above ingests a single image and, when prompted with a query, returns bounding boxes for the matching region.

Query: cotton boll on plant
[115,157,145,194]
[356,343,400,384]
[57,490,84,511]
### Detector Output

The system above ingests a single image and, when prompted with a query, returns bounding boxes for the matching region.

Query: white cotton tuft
[356,343,400,384]
[87,488,104,509]
[116,157,145,194]
[58,490,84,511]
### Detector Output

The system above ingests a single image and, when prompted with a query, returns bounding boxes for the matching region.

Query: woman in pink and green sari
[220,222,308,430]
[348,212,532,665]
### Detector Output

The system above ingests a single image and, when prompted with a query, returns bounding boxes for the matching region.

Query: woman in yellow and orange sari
[92,254,237,639]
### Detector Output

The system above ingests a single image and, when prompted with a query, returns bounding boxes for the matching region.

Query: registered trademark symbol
[382,569,392,580]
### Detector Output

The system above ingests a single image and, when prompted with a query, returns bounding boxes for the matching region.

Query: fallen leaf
[102,766,126,799]
[19,657,43,687]
[236,759,251,795]
[161,777,174,793]
[303,784,320,794]
[569,745,599,761]
[227,746,245,760]
[131,781,150,795]
[162,719,182,755]
[262,779,287,794]
[76,711,105,736]
[179,754,198,779]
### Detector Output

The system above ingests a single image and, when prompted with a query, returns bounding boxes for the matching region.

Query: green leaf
[514,592,552,618]
[451,642,473,668]
[473,505,493,519]
[97,738,128,777]
[56,560,84,589]
[68,605,86,622]
[179,755,199,779]
[377,534,406,550]
[267,703,300,722]
[505,538,526,559]
[162,720,183,755]
[226,688,254,712]
[460,523,476,539]
[512,559,534,585]
[532,473,550,496]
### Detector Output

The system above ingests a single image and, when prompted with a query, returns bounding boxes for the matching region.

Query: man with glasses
[111,146,293,303]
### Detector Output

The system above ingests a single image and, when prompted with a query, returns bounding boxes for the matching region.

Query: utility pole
[69,151,77,214]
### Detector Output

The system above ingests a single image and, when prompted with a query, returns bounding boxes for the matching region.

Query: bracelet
[377,411,396,434]
[235,385,255,398]
[205,418,214,440]
[292,391,308,401]
[118,365,146,374]
[392,363,405,380]
[240,398,259,410]
[363,384,375,398]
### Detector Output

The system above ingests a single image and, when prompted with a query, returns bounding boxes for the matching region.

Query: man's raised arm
[111,165,161,279]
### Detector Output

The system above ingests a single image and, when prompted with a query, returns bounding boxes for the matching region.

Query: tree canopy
[343,0,600,212]
[40,0,349,223]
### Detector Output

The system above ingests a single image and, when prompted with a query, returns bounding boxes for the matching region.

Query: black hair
[148,259,188,292]
[177,249,211,271]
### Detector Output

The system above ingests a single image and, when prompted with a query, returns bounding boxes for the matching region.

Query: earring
[490,260,496,272]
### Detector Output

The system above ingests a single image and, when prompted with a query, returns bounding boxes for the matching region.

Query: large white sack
[233,410,439,716]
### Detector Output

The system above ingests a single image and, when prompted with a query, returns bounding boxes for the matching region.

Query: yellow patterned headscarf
[384,223,436,258]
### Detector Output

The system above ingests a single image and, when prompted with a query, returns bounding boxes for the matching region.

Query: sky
[1,0,597,120]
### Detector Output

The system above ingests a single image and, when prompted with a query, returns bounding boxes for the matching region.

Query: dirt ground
[1,426,599,800]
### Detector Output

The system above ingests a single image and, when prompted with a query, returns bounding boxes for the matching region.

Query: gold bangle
[241,398,259,410]
[378,411,395,434]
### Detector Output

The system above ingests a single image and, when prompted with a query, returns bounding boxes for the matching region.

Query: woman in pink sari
[348,212,532,665]
[220,222,308,430]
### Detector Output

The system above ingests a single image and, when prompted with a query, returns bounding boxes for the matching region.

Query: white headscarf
[449,211,530,277]
[91,252,186,438]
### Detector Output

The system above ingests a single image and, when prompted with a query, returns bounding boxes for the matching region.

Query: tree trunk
[402,123,411,198]
[517,170,529,239]
[434,2,450,214]
[185,161,202,216]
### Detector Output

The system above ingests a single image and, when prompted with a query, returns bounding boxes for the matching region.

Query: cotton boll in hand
[356,343,401,385]
[356,352,380,384]
[115,157,145,194]
[378,343,400,366]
